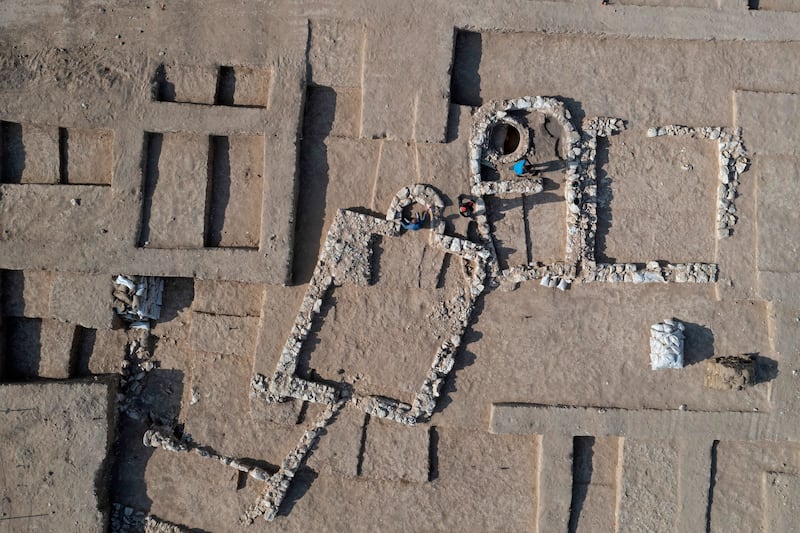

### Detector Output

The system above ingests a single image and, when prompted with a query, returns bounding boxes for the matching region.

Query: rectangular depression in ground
[139,132,264,249]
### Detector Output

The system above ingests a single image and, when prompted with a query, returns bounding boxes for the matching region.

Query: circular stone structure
[468,97,582,191]
[483,115,530,165]
[386,183,446,235]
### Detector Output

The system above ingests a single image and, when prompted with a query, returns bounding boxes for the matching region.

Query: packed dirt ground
[2,1,800,532]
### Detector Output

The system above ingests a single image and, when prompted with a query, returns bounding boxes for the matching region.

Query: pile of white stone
[666,262,718,283]
[112,275,164,329]
[585,116,626,138]
[142,516,187,533]
[646,125,748,239]
[649,319,686,370]
[472,177,544,196]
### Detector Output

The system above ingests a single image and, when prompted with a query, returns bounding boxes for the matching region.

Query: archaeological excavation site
[2,1,800,531]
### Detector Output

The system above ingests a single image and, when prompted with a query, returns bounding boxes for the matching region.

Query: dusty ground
[2,0,800,532]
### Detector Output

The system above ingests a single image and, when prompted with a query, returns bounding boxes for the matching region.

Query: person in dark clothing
[459,198,475,217]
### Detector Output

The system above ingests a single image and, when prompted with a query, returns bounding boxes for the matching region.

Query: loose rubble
[704,354,756,390]
[585,261,718,284]
[649,319,686,370]
[113,275,165,329]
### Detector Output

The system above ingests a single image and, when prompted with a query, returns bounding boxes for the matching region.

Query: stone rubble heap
[350,393,417,425]
[492,261,574,292]
[585,116,626,139]
[472,177,544,197]
[252,370,336,406]
[113,275,164,329]
[241,398,346,524]
[704,354,756,390]
[143,425,274,482]
[110,503,147,533]
[649,319,686,370]
[117,330,157,420]
[469,98,737,290]
[467,196,501,285]
[646,125,748,239]
[142,516,187,533]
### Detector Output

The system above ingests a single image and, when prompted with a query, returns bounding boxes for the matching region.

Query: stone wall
[468,97,737,289]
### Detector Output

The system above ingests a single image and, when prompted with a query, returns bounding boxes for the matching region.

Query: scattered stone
[704,354,756,390]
